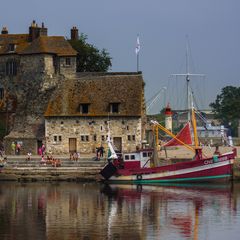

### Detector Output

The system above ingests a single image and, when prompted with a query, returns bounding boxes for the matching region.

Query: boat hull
[101,152,235,184]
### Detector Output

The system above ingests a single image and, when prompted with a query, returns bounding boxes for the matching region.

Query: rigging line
[194,109,208,123]
[166,76,170,105]
[189,81,203,112]
[189,86,199,110]
[190,82,203,110]
[146,87,166,114]
[194,110,210,131]
[184,80,188,110]
[195,115,209,131]
[196,114,208,127]
[173,75,179,109]
[199,76,206,109]
[146,90,160,104]
[167,75,173,108]
[172,76,177,108]
[195,79,206,110]
[146,86,166,104]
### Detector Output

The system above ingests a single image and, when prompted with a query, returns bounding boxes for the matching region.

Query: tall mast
[186,41,191,122]
[171,37,205,121]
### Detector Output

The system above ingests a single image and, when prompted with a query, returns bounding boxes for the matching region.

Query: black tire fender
[136,174,142,180]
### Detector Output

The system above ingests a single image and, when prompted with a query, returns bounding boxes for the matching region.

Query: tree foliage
[210,86,240,136]
[68,34,112,72]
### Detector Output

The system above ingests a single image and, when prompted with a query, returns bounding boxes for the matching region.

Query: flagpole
[135,35,140,72]
[137,52,139,72]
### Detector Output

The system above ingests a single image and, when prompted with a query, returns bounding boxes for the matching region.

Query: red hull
[100,150,237,183]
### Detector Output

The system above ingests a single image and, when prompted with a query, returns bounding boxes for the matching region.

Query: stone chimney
[29,20,48,42]
[1,27,8,34]
[71,26,79,40]
[39,22,48,36]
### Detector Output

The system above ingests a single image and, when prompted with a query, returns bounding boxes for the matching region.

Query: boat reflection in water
[101,183,238,240]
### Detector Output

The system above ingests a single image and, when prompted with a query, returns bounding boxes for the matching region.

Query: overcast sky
[1,0,239,113]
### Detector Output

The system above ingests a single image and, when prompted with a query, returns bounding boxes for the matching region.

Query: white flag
[135,35,140,55]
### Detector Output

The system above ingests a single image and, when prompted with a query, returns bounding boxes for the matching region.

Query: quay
[1,146,240,182]
[0,154,106,182]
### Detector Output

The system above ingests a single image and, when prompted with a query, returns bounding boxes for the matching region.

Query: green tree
[210,86,240,136]
[68,34,112,72]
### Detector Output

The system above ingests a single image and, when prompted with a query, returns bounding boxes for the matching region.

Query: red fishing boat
[100,109,237,183]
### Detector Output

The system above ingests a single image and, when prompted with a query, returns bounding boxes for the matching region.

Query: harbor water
[0,181,240,240]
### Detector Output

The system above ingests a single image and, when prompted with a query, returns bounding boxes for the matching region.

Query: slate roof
[0,34,77,56]
[45,73,145,117]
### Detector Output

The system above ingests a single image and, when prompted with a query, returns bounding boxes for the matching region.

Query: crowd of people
[38,145,61,167]
[2,141,107,167]
[70,151,80,161]
[23,143,61,167]
[40,155,61,167]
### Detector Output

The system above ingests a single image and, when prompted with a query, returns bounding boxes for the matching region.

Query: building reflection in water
[0,182,239,240]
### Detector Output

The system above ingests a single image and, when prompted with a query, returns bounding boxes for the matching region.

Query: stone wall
[59,56,76,77]
[1,54,65,154]
[45,116,142,154]
[4,137,39,155]
[0,55,20,138]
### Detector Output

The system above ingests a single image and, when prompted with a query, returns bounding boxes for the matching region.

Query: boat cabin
[122,148,153,169]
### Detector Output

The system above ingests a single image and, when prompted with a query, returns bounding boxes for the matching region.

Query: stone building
[45,72,146,154]
[0,21,77,154]
[0,21,146,154]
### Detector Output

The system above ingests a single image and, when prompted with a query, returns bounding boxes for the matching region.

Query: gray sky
[1,0,239,113]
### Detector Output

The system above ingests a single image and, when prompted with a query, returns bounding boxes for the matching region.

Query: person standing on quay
[16,142,21,155]
[27,151,32,161]
[11,142,16,155]
[41,144,46,155]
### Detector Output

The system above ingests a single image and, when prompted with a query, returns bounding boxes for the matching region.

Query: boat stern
[100,162,118,180]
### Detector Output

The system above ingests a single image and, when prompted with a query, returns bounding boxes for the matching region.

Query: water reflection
[102,183,239,240]
[0,182,240,240]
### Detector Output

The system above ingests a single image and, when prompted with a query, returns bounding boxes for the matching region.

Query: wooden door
[69,138,77,153]
[113,137,122,152]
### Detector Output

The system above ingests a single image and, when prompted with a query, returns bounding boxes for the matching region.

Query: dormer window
[109,103,120,113]
[65,57,71,66]
[8,44,16,52]
[80,103,90,114]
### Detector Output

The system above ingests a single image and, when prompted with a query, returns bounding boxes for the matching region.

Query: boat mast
[171,37,205,122]
[186,41,191,122]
